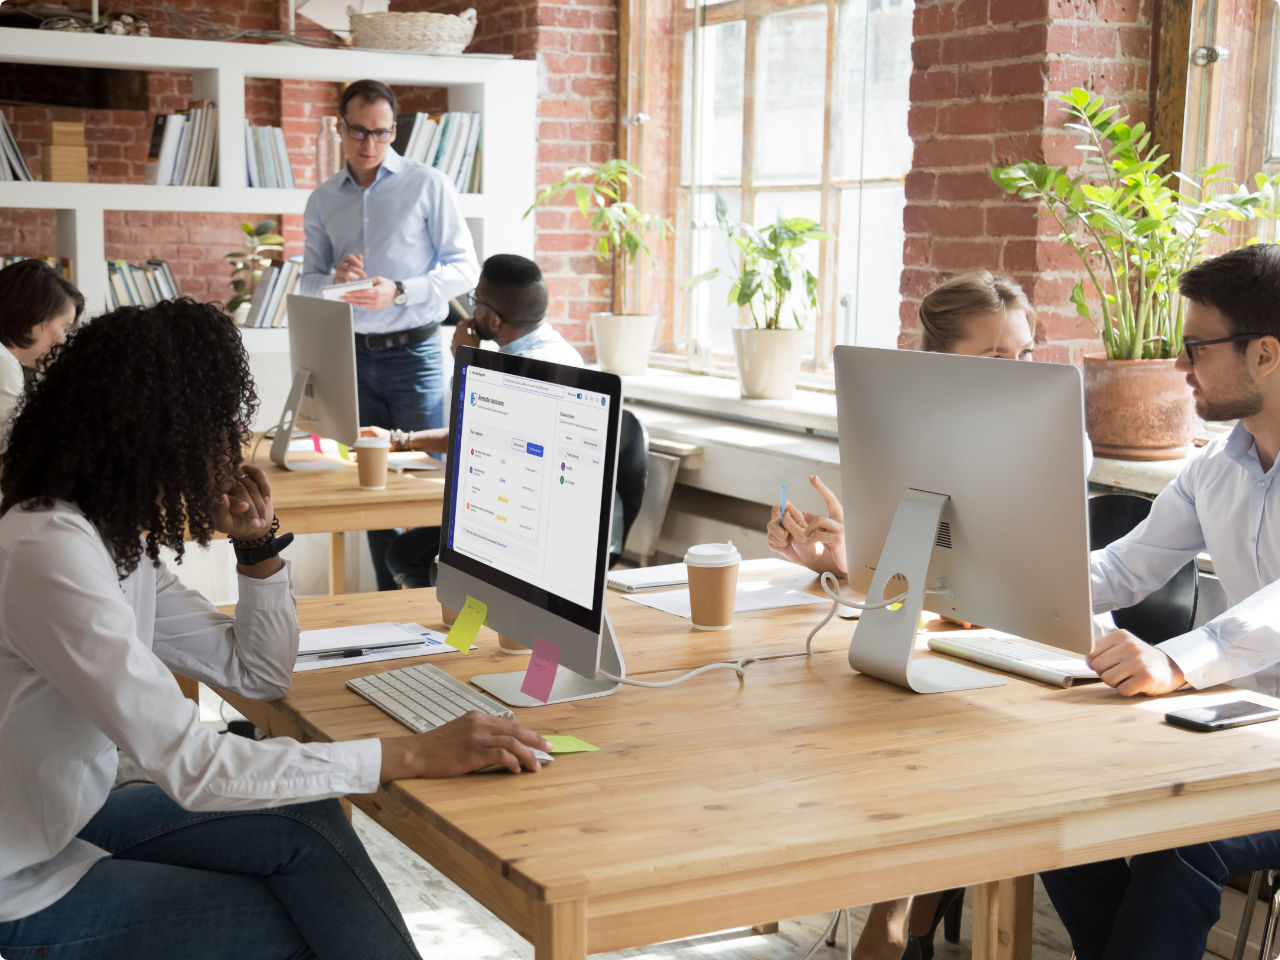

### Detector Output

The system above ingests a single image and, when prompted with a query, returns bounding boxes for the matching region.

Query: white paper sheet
[294,623,471,670]
[620,580,827,619]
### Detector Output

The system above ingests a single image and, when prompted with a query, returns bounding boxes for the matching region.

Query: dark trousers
[1042,829,1280,960]
[356,336,445,591]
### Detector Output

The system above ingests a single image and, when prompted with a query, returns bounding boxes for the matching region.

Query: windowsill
[620,367,838,436]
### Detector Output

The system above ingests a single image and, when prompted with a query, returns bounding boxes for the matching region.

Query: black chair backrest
[611,410,649,567]
[1088,493,1198,643]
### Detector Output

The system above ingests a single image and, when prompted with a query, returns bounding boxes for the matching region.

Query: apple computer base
[472,611,623,708]
[850,488,1007,694]
[269,367,347,472]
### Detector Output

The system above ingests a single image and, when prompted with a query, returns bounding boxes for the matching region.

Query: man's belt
[353,323,437,351]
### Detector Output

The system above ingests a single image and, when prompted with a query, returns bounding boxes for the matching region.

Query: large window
[630,0,914,376]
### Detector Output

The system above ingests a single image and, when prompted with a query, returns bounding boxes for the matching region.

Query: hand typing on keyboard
[378,711,553,778]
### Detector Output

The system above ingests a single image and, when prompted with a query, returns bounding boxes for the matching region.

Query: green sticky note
[337,442,351,461]
[444,595,486,653]
[544,734,599,754]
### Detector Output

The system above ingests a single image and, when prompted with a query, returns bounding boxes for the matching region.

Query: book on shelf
[146,259,180,300]
[142,114,166,185]
[0,111,32,181]
[103,258,180,308]
[456,117,481,193]
[242,261,279,328]
[262,256,302,328]
[245,123,294,189]
[389,112,480,191]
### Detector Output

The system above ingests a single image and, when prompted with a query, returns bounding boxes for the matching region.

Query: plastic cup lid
[354,436,390,448]
[684,541,741,567]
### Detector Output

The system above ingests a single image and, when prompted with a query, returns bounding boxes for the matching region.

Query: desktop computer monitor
[269,294,360,471]
[834,345,1092,694]
[435,346,625,707]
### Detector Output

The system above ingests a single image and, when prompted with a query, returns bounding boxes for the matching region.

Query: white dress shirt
[500,324,584,367]
[0,503,382,921]
[1091,421,1280,696]
[0,343,23,449]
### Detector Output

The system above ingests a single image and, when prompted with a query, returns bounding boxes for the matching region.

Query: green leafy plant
[225,219,284,313]
[687,192,830,331]
[524,158,668,314]
[992,88,1280,360]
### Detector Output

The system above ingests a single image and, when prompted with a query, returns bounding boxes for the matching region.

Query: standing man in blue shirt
[1042,242,1280,960]
[300,79,479,590]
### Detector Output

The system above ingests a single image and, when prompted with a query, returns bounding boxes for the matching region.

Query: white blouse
[0,502,382,921]
[0,342,23,449]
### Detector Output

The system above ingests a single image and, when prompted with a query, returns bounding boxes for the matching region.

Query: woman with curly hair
[0,299,549,959]
[0,258,83,445]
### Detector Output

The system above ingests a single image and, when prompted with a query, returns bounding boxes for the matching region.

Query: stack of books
[105,259,182,310]
[0,112,33,181]
[142,101,219,186]
[0,254,70,276]
[240,255,303,328]
[244,121,296,189]
[391,111,481,193]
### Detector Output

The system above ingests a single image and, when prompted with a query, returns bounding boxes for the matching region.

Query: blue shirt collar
[500,325,552,356]
[339,147,405,189]
[1223,420,1280,477]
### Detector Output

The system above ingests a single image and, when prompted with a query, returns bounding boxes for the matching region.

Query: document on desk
[295,623,467,671]
[621,581,827,619]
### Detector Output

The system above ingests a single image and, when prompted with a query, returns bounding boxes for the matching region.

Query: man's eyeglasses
[458,291,500,318]
[1181,333,1265,367]
[342,120,395,143]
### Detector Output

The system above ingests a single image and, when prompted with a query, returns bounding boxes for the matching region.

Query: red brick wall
[900,0,1155,364]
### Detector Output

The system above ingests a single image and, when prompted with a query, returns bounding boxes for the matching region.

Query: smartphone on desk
[1165,700,1280,732]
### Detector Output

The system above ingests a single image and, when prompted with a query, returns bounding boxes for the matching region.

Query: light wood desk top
[219,566,1280,960]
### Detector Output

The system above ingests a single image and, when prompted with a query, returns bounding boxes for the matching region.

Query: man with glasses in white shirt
[1042,242,1280,960]
[300,78,479,590]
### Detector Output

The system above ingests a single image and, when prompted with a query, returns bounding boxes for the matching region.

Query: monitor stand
[269,367,347,472]
[472,610,623,707]
[849,488,1008,694]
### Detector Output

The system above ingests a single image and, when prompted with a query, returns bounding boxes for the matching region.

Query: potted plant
[688,193,829,399]
[226,219,284,323]
[525,158,668,376]
[992,88,1280,459]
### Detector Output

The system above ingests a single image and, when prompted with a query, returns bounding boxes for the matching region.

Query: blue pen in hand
[779,482,787,518]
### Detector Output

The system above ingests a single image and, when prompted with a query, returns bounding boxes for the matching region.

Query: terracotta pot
[1082,354,1197,461]
[591,312,658,376]
[731,327,804,399]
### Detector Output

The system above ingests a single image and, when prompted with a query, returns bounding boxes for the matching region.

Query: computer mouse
[475,748,555,775]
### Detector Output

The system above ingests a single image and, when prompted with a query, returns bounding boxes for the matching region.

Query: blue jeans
[0,785,421,960]
[1042,829,1280,960]
[357,335,445,591]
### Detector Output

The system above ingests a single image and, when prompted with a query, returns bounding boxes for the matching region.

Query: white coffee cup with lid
[684,541,741,630]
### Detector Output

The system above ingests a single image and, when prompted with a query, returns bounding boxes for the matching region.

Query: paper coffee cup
[684,541,741,630]
[354,436,390,490]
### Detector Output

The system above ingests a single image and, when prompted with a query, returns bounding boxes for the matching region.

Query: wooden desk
[247,440,445,593]
[219,575,1280,960]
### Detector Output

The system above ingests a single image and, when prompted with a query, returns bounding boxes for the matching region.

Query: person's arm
[765,474,846,577]
[297,192,337,298]
[401,169,480,307]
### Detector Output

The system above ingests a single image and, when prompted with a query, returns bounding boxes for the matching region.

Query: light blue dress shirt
[1090,421,1280,696]
[499,324,584,367]
[299,149,479,335]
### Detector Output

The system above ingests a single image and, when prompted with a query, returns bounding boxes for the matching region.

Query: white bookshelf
[0,27,537,315]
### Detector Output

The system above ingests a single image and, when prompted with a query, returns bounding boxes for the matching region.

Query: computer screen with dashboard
[834,345,1093,693]
[435,346,625,706]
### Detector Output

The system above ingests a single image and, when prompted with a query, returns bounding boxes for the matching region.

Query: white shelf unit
[0,28,537,315]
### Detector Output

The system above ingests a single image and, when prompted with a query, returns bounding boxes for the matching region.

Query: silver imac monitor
[435,346,625,707]
[834,345,1092,694]
[269,294,360,471]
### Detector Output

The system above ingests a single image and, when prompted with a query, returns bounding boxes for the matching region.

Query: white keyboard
[927,632,1099,688]
[348,663,553,767]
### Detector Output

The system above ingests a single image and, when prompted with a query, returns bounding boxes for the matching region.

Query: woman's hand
[380,711,552,779]
[214,464,274,541]
[766,475,846,577]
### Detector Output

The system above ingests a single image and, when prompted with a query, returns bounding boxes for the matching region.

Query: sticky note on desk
[520,637,560,703]
[543,735,598,754]
[444,596,486,653]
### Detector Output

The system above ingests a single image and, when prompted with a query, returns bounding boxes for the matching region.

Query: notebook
[606,562,688,592]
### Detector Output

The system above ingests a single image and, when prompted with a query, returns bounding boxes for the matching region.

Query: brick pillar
[901,0,1154,364]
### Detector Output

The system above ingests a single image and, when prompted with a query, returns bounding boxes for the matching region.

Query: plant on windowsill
[687,192,830,399]
[226,219,285,322]
[525,158,669,376]
[991,87,1280,460]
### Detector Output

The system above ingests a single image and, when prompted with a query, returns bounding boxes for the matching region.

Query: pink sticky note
[520,637,560,703]
[310,433,322,453]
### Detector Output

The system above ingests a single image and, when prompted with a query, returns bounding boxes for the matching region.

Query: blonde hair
[918,271,1035,353]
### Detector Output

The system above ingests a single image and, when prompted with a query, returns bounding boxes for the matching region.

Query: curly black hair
[0,298,258,578]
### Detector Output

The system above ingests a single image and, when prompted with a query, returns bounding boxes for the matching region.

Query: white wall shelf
[0,27,536,314]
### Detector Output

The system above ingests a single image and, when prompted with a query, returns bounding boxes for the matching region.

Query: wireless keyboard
[347,663,553,767]
[927,631,1099,688]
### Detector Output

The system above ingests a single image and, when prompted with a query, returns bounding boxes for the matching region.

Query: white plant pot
[732,327,803,399]
[591,312,657,376]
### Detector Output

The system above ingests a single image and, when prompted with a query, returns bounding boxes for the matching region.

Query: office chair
[609,409,649,568]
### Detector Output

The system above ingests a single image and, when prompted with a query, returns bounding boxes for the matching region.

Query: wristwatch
[393,280,408,306]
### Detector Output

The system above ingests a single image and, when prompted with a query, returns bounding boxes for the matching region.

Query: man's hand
[334,254,366,285]
[451,317,481,356]
[1087,629,1187,696]
[341,276,396,311]
[379,711,551,779]
[214,465,274,541]
[765,474,847,577]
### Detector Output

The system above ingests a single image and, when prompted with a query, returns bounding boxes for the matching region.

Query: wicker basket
[347,7,477,54]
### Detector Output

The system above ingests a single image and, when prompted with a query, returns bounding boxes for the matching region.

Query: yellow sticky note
[444,595,486,654]
[337,442,351,461]
[544,734,599,754]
